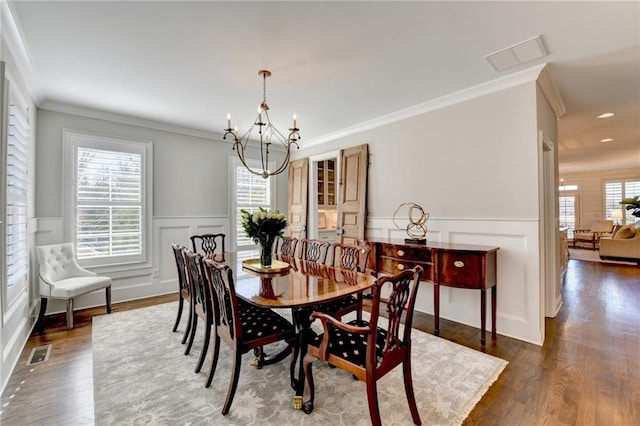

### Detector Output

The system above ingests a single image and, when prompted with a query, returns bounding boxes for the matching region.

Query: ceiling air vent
[484,35,548,72]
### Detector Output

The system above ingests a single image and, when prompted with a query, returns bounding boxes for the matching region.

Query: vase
[258,234,276,268]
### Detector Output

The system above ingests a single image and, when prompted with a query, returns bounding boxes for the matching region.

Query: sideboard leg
[480,289,487,346]
[434,283,440,336]
[491,285,497,343]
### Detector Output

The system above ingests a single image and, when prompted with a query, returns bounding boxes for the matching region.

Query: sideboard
[370,238,499,345]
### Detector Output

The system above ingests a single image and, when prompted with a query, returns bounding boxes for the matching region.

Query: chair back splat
[171,243,191,338]
[299,239,330,264]
[311,242,371,321]
[183,249,215,374]
[302,266,424,426]
[274,236,299,257]
[191,233,226,256]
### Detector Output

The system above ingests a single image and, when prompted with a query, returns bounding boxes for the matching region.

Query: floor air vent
[26,345,52,366]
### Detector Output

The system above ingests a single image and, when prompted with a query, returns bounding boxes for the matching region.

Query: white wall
[293,79,549,345]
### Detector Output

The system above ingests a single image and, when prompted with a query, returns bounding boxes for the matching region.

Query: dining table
[206,251,378,410]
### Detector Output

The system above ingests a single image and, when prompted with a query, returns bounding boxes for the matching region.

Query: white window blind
[605,180,640,225]
[75,147,142,260]
[234,164,273,249]
[5,90,29,293]
[604,182,622,220]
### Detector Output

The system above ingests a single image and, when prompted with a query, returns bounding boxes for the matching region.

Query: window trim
[228,155,276,252]
[62,129,153,269]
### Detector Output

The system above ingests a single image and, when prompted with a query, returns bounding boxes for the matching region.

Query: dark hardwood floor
[2,260,638,425]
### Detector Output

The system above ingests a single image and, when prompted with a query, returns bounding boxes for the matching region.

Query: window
[231,158,275,251]
[3,80,30,306]
[605,180,640,225]
[64,130,152,267]
[559,183,579,238]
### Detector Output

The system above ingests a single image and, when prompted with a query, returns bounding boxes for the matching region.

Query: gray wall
[34,107,287,314]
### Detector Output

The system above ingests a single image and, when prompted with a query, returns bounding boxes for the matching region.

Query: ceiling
[8,1,640,174]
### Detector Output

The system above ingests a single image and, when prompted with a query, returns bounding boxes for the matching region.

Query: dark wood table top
[206,252,377,309]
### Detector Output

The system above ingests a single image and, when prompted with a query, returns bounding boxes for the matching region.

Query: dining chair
[35,243,112,330]
[298,239,330,264]
[171,244,192,343]
[202,258,296,415]
[302,266,424,425]
[274,236,299,257]
[312,242,371,321]
[183,249,215,375]
[190,233,226,256]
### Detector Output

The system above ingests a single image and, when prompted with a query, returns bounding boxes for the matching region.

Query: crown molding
[302,63,548,149]
[537,64,567,119]
[40,100,287,153]
[1,0,45,103]
[40,100,227,141]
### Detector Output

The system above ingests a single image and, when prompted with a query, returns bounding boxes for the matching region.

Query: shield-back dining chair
[302,266,424,426]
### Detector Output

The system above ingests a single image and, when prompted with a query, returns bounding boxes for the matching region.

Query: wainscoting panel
[367,217,543,345]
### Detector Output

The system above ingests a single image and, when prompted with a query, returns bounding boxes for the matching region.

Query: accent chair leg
[105,286,112,314]
[66,298,74,329]
[35,297,48,332]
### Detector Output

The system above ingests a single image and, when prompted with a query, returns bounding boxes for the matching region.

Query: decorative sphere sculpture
[392,203,429,242]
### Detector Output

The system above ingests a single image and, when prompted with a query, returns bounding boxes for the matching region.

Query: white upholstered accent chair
[35,243,112,330]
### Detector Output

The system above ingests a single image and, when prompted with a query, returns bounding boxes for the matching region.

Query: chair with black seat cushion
[191,233,226,256]
[171,244,192,343]
[183,249,215,376]
[302,266,424,426]
[202,258,296,415]
[274,236,298,257]
[35,243,112,330]
[298,239,330,264]
[313,242,371,321]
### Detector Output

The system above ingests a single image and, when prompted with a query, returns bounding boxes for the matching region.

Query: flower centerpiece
[240,207,288,267]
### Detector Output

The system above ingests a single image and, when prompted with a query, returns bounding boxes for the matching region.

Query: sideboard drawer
[438,252,482,288]
[377,257,432,279]
[377,243,433,263]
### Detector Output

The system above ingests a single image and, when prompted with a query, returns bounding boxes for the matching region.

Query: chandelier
[224,70,301,179]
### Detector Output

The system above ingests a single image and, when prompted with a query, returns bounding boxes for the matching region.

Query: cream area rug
[92,303,507,425]
[568,248,637,265]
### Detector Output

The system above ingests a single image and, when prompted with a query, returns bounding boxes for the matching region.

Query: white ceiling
[8,1,640,174]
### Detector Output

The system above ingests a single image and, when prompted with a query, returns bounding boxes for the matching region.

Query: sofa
[599,224,640,264]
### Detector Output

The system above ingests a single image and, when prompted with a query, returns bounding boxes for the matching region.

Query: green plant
[620,196,640,218]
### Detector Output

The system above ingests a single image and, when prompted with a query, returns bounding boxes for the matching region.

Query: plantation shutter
[5,87,29,293]
[604,182,622,220]
[76,147,142,259]
[235,164,272,249]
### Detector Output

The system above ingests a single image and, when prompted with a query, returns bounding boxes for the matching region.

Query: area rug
[569,248,637,265]
[93,303,507,425]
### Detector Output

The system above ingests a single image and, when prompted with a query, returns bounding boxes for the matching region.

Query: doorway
[308,151,340,242]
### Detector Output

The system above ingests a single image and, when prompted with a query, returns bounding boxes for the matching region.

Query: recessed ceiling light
[600,138,614,143]
[597,112,615,119]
